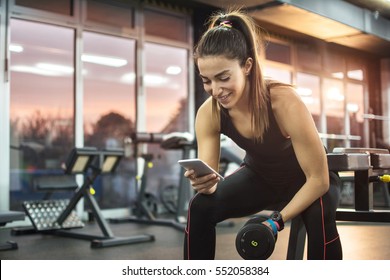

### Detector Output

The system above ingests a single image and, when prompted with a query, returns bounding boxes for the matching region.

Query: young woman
[183,8,342,260]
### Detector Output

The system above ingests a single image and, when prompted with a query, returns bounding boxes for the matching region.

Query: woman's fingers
[192,175,219,194]
[184,169,219,194]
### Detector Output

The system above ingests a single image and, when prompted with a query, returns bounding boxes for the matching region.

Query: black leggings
[184,165,343,260]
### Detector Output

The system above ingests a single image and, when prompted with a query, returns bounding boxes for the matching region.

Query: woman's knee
[188,194,216,220]
[301,194,336,231]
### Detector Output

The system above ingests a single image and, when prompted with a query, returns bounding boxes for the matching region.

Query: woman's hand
[184,169,220,194]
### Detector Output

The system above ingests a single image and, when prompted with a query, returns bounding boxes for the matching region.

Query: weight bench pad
[0,211,25,226]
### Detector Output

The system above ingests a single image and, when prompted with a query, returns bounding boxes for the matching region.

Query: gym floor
[1,216,390,260]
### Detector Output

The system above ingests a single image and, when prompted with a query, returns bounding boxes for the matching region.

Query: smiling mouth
[218,92,232,102]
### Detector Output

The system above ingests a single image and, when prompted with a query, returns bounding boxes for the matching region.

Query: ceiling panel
[191,0,390,57]
[327,33,390,55]
[193,0,390,19]
[248,3,390,56]
[192,0,274,9]
[250,4,362,40]
[346,0,390,19]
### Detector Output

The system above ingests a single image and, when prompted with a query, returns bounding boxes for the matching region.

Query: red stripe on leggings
[185,193,199,260]
[320,196,341,259]
[320,197,327,259]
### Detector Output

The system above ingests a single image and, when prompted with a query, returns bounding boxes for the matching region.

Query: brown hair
[194,8,269,142]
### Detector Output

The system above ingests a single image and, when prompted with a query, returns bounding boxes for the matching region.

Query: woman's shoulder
[196,97,220,122]
[196,97,221,135]
[266,79,294,90]
[197,96,214,116]
[199,95,213,107]
[267,79,296,97]
[267,80,301,110]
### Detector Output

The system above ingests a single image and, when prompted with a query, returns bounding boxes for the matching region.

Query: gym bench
[11,174,82,235]
[12,147,155,248]
[287,147,390,259]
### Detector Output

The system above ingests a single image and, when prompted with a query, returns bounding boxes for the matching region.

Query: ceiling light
[347,70,363,80]
[166,66,182,75]
[144,74,168,87]
[11,65,63,76]
[120,72,136,84]
[82,54,127,67]
[11,63,74,76]
[36,63,74,74]
[347,103,359,113]
[10,44,24,53]
[331,72,344,79]
[301,96,315,105]
[296,87,312,96]
[326,87,344,101]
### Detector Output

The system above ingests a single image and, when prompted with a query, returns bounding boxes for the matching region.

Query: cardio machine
[109,132,195,231]
[109,132,242,231]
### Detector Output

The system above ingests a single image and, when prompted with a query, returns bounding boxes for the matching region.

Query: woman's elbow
[308,172,330,196]
[318,175,330,195]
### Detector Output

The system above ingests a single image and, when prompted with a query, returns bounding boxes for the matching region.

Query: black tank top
[220,95,305,184]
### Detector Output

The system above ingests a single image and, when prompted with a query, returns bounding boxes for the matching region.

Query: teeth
[219,94,229,100]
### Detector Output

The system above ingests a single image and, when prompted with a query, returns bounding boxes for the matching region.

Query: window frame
[10,0,79,25]
[2,0,194,213]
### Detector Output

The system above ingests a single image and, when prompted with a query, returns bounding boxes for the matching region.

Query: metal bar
[354,169,373,211]
[286,216,306,260]
[336,209,390,222]
[56,172,98,225]
[83,189,114,238]
[318,133,361,141]
[363,114,390,121]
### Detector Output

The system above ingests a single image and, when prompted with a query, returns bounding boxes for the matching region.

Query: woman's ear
[244,57,253,75]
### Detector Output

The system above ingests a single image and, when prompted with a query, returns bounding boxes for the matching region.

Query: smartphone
[178,158,224,180]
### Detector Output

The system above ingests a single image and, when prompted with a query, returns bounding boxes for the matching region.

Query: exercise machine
[110,132,243,231]
[11,174,80,235]
[109,132,194,231]
[13,147,155,248]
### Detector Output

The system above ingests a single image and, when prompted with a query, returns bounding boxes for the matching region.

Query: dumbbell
[235,215,277,260]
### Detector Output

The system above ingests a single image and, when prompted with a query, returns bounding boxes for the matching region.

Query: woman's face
[197,55,252,109]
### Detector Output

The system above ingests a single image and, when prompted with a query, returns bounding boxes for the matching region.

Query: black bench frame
[0,211,25,250]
